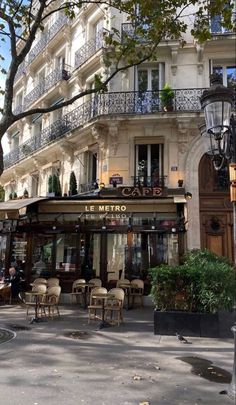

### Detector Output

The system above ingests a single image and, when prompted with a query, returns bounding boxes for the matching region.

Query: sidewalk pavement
[0,304,234,405]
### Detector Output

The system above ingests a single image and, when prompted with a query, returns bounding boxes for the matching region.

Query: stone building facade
[0,3,235,289]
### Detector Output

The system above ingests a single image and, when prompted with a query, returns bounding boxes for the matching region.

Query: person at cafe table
[7,267,22,299]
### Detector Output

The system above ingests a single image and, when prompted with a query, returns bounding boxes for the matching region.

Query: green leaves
[149,249,236,313]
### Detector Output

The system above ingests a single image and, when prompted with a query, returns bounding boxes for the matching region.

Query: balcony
[121,23,149,43]
[74,29,108,69]
[4,87,236,170]
[15,61,27,82]
[24,67,71,108]
[14,15,68,82]
[132,175,166,188]
[12,104,24,115]
[210,12,236,34]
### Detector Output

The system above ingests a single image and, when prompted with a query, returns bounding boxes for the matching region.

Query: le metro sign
[117,186,164,197]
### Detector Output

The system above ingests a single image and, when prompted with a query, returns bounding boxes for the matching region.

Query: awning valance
[0,197,48,219]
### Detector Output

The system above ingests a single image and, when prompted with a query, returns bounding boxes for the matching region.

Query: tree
[69,171,78,196]
[0,0,234,176]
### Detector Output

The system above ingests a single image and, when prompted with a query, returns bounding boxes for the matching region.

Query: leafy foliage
[160,84,174,109]
[149,249,236,313]
[69,171,77,196]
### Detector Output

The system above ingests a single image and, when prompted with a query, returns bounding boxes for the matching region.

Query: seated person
[33,258,46,276]
[8,267,21,298]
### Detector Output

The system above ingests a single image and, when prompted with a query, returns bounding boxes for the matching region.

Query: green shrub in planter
[149,249,236,313]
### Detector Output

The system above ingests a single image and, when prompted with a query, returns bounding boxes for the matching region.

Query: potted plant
[160,83,174,111]
[69,171,77,196]
[23,188,29,198]
[149,249,236,337]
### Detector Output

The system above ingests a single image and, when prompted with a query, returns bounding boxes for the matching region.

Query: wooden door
[199,155,233,261]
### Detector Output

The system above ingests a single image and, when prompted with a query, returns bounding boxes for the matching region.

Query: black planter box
[154,309,235,338]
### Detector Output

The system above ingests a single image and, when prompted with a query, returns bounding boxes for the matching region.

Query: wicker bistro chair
[32,278,47,285]
[39,286,61,319]
[105,288,125,326]
[130,279,144,307]
[87,287,107,323]
[87,278,102,304]
[70,279,86,305]
[24,284,47,317]
[47,278,60,288]
[116,279,131,310]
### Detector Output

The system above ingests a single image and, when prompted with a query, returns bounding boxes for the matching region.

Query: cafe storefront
[0,188,187,294]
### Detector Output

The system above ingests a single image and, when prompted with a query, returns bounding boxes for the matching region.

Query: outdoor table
[92,292,115,329]
[118,284,131,310]
[25,291,46,324]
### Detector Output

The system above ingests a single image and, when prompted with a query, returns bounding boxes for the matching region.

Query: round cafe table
[91,292,114,329]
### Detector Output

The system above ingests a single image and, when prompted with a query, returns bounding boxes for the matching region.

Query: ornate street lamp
[200,74,236,400]
[200,74,235,169]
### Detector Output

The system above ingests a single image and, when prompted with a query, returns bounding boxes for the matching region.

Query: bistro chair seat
[88,287,107,323]
[32,278,47,285]
[130,279,144,307]
[87,278,102,304]
[47,278,60,287]
[70,279,86,305]
[39,286,61,319]
[116,279,130,309]
[105,288,125,326]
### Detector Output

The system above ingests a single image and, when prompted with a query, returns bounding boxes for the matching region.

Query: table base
[96,320,111,330]
[29,316,45,324]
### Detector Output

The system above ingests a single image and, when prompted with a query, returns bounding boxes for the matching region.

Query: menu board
[12,240,27,261]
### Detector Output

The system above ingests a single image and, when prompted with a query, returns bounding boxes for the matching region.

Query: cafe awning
[0,197,48,219]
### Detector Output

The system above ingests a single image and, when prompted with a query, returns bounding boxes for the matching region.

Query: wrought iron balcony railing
[121,23,150,43]
[24,67,71,108]
[210,12,236,34]
[74,28,108,69]
[4,88,236,170]
[79,181,99,194]
[12,104,24,115]
[15,15,68,82]
[15,61,27,82]
[132,176,166,188]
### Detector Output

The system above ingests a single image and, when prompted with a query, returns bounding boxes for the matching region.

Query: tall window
[137,64,165,92]
[135,143,164,187]
[136,64,165,112]
[212,64,236,87]
[93,18,103,49]
[31,173,39,197]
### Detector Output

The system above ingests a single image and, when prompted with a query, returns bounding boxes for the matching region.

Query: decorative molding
[171,65,177,76]
[59,81,69,98]
[62,26,72,43]
[109,124,119,156]
[75,74,83,89]
[197,64,204,75]
[59,141,75,164]
[33,156,48,169]
[13,167,25,178]
[92,124,107,154]
[196,43,204,75]
[171,46,179,76]
[43,49,53,65]
[196,43,204,63]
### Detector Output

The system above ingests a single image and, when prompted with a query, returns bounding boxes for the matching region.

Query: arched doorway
[199,154,233,261]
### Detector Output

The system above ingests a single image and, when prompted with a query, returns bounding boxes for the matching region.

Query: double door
[83,231,178,287]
